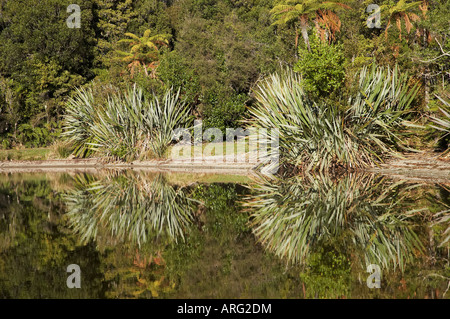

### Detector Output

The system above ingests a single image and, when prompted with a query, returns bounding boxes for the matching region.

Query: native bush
[63,84,193,161]
[247,64,419,172]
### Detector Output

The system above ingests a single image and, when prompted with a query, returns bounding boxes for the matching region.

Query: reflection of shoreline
[2,153,450,182]
[0,159,257,176]
[0,170,253,188]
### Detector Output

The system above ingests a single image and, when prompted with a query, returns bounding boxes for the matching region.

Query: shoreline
[0,158,258,175]
[1,153,449,182]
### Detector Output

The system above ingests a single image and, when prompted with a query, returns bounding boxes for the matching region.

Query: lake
[0,170,448,298]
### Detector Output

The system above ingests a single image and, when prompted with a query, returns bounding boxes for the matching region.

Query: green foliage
[300,248,351,298]
[379,0,422,40]
[63,84,193,160]
[270,0,350,50]
[94,0,137,64]
[430,95,450,154]
[202,88,248,132]
[0,0,447,158]
[157,51,201,107]
[294,34,346,101]
[64,172,198,245]
[116,29,171,77]
[17,124,50,148]
[244,173,426,271]
[0,177,106,298]
[0,0,96,146]
[431,95,450,132]
[248,64,419,172]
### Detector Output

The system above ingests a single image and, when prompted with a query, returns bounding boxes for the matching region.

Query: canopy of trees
[0,0,448,149]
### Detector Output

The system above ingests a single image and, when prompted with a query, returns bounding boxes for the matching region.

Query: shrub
[247,64,419,172]
[63,84,193,161]
[294,34,346,102]
[202,87,247,133]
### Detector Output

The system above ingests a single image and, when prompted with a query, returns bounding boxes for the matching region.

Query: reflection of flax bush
[63,85,192,161]
[428,184,450,248]
[248,65,419,172]
[64,172,197,246]
[244,173,425,271]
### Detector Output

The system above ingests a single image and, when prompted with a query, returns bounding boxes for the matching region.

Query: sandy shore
[0,157,259,175]
[367,153,450,183]
[1,153,449,182]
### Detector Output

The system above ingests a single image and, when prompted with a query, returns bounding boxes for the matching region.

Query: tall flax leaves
[249,65,419,172]
[430,95,450,132]
[430,95,450,157]
[347,64,419,160]
[244,174,425,271]
[64,172,197,246]
[63,85,192,161]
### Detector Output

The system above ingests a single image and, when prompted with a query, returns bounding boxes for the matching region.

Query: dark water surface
[0,170,448,299]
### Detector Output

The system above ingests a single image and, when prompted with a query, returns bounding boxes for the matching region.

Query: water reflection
[63,171,198,246]
[0,171,448,298]
[0,174,106,298]
[430,184,450,248]
[245,173,449,272]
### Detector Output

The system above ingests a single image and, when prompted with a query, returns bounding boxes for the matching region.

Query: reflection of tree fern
[63,172,197,246]
[244,173,425,271]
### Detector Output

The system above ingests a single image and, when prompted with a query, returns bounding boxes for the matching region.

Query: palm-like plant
[117,29,171,77]
[430,94,450,157]
[247,64,419,172]
[346,64,420,157]
[62,87,99,158]
[63,84,192,161]
[381,0,423,40]
[244,173,425,270]
[148,88,193,158]
[430,95,450,133]
[63,172,198,246]
[270,0,350,50]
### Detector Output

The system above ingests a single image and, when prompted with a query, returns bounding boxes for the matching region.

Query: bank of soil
[0,157,258,175]
[369,153,450,183]
[1,152,449,182]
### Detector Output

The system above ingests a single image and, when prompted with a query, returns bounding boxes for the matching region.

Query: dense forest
[0,0,448,169]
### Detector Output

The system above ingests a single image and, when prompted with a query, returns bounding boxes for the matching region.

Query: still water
[0,170,448,298]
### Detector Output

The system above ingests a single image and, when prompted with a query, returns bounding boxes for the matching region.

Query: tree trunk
[300,25,310,51]
[424,71,430,110]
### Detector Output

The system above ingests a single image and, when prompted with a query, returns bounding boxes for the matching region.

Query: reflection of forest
[0,172,448,298]
[0,174,106,298]
[245,173,450,297]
